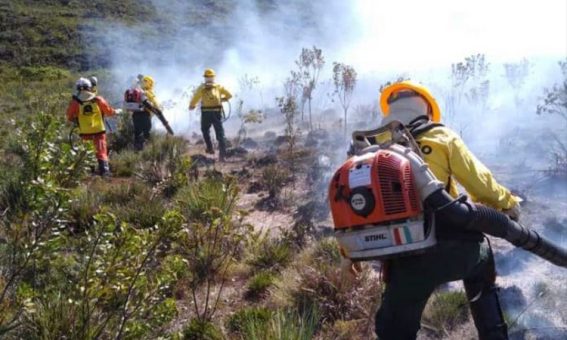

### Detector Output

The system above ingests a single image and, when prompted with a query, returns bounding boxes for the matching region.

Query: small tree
[537,59,567,125]
[175,177,252,323]
[504,58,531,107]
[276,71,302,174]
[332,62,357,135]
[537,59,567,177]
[296,46,325,130]
[449,53,490,115]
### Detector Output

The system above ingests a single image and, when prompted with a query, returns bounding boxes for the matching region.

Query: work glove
[503,202,521,222]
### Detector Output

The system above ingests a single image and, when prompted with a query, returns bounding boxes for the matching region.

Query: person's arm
[66,100,79,122]
[95,97,115,117]
[189,86,203,110]
[219,86,232,101]
[145,90,159,109]
[448,133,520,210]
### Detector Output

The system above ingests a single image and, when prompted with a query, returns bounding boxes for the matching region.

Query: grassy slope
[0,0,156,70]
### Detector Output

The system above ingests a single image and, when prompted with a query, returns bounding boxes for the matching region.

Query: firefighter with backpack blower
[330,81,523,339]
[189,68,232,162]
[66,77,118,176]
[124,75,174,150]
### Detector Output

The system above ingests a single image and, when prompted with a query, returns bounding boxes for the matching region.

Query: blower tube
[382,144,567,269]
[425,190,567,268]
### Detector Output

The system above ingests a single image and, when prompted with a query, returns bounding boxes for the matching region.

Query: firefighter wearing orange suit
[66,77,117,176]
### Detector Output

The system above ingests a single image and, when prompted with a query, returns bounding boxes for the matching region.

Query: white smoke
[84,0,567,336]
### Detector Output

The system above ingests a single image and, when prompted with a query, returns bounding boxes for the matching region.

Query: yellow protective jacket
[415,125,519,210]
[189,83,232,109]
[140,76,160,114]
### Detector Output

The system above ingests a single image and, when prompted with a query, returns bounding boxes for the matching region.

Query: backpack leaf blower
[329,121,567,268]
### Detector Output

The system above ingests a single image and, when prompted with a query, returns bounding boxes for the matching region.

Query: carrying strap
[406,115,444,139]
[406,116,452,191]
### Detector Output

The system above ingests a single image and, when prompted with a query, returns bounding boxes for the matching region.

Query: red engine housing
[329,149,421,229]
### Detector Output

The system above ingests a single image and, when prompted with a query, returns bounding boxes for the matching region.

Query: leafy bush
[422,290,469,333]
[245,271,276,300]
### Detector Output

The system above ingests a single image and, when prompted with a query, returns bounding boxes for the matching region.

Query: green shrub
[100,180,151,206]
[174,176,252,322]
[19,66,71,81]
[109,150,140,177]
[244,307,319,340]
[245,271,276,299]
[182,319,223,340]
[247,236,292,272]
[422,290,469,332]
[261,164,290,199]
[227,307,273,334]
[290,262,381,324]
[117,196,167,229]
[176,177,239,223]
[68,187,102,231]
[312,237,342,266]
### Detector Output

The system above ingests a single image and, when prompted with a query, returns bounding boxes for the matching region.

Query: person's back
[373,81,519,340]
[189,68,232,161]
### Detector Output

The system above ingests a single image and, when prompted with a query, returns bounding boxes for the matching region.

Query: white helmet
[76,77,92,91]
[88,75,98,87]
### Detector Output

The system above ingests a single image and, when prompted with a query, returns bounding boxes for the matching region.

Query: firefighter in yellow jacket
[66,78,116,176]
[189,69,232,161]
[369,81,520,339]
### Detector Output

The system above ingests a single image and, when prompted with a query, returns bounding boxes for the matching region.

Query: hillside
[1,2,567,340]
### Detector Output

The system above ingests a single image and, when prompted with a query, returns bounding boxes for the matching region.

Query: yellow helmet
[380,81,441,123]
[141,75,154,90]
[203,68,216,77]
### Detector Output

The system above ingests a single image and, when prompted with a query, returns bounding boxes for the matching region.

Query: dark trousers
[133,111,151,150]
[201,109,226,155]
[375,240,507,340]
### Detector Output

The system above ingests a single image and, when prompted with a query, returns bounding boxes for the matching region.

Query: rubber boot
[465,282,508,340]
[98,159,111,177]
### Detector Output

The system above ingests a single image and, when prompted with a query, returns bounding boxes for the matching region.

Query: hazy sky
[346,0,567,73]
